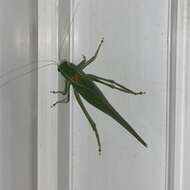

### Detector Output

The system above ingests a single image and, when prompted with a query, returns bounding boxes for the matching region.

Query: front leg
[50,89,70,108]
[78,54,86,65]
[50,90,67,95]
[78,38,104,70]
[50,96,70,108]
[50,80,70,107]
[50,80,70,95]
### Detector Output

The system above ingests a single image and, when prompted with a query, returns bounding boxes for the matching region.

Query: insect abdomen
[75,78,147,147]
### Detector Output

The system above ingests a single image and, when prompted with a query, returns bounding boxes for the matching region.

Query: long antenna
[0,63,57,89]
[0,60,57,80]
[58,1,81,61]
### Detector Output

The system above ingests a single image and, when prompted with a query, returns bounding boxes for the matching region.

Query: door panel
[70,0,169,189]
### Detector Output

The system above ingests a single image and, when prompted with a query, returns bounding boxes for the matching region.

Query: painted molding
[168,0,190,190]
[38,0,58,190]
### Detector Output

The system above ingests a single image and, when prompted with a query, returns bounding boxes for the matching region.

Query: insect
[0,3,146,155]
[50,38,147,155]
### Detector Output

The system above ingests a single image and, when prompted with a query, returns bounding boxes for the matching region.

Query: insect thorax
[58,61,80,80]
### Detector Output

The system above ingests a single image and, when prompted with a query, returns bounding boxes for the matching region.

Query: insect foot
[99,148,102,156]
[50,97,69,108]
[50,90,67,96]
[81,54,86,61]
[136,91,146,95]
[50,103,56,108]
[101,37,104,44]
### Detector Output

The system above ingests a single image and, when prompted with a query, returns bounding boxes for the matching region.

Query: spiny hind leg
[78,38,104,70]
[86,74,145,95]
[73,89,102,155]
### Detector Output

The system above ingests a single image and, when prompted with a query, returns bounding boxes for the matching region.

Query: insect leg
[50,95,70,108]
[50,81,70,107]
[73,89,102,155]
[78,38,104,70]
[78,54,86,65]
[86,74,145,95]
[50,80,70,95]
[50,91,67,95]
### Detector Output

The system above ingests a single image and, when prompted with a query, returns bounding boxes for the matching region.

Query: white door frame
[38,0,58,189]
[168,0,190,190]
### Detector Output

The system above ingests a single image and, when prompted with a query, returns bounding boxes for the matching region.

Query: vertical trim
[168,0,178,189]
[177,1,190,189]
[168,0,187,190]
[69,1,74,189]
[57,0,72,190]
[38,0,58,189]
[165,0,172,189]
[30,0,38,188]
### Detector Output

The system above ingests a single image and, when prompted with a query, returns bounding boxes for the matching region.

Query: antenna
[0,63,57,89]
[58,1,81,61]
[0,60,57,80]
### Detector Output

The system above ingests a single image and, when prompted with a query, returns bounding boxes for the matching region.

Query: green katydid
[50,38,147,155]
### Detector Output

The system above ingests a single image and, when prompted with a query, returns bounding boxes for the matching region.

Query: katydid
[51,38,147,155]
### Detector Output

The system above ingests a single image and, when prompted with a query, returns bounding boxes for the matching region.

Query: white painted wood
[69,0,169,190]
[37,0,190,190]
[57,0,72,190]
[182,1,190,189]
[169,0,190,190]
[167,0,182,189]
[38,0,58,189]
[1,0,182,189]
[0,0,37,189]
[167,0,190,190]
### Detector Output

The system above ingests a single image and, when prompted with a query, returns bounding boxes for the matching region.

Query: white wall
[0,0,37,189]
[69,0,169,190]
